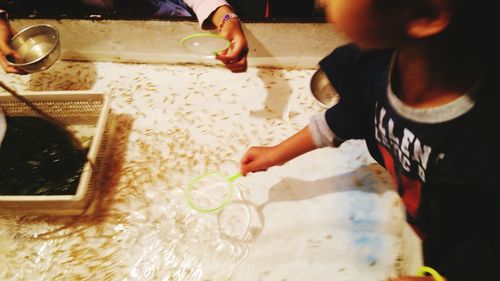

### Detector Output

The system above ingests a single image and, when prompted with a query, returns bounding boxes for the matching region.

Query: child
[240,0,499,280]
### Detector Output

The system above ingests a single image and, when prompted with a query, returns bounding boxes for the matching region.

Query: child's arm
[212,5,248,73]
[183,1,248,72]
[240,125,317,175]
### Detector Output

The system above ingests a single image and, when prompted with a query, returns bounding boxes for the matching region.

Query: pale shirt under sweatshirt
[181,0,230,29]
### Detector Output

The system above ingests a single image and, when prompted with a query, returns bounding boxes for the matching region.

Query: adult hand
[0,18,24,74]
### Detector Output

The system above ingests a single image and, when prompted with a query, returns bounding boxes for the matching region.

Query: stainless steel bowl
[310,68,339,108]
[6,24,60,73]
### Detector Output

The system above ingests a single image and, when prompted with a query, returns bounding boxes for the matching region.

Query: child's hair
[449,0,499,83]
[374,0,498,79]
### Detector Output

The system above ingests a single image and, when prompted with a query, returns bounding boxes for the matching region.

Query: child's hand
[240,146,283,176]
[241,126,318,176]
[216,18,248,73]
[210,5,248,73]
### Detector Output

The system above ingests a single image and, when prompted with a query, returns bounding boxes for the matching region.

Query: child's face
[318,0,409,49]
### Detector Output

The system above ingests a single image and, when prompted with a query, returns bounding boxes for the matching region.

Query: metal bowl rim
[310,68,339,107]
[6,24,60,67]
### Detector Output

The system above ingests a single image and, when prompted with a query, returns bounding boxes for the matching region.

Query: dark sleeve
[319,44,391,141]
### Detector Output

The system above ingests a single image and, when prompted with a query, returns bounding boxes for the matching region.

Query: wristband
[218,13,238,32]
[417,266,445,281]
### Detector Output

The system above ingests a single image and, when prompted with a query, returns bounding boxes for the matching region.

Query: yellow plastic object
[185,171,242,213]
[180,33,230,55]
[417,266,445,281]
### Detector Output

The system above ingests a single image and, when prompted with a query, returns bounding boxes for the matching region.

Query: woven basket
[0,91,115,215]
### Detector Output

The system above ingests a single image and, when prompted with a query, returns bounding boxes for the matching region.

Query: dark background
[0,0,325,21]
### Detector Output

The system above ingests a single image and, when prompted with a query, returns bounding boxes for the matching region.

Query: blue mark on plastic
[346,189,382,265]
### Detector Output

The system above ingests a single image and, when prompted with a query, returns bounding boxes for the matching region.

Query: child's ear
[406,0,452,38]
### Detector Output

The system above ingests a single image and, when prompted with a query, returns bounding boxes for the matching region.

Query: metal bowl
[6,24,60,73]
[310,68,339,108]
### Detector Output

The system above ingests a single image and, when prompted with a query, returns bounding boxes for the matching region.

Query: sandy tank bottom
[0,60,410,281]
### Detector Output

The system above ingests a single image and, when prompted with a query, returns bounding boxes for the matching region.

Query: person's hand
[241,126,318,176]
[216,17,248,73]
[211,5,248,73]
[240,146,284,176]
[0,18,24,74]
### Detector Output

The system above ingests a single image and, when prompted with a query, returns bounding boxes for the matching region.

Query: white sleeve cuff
[184,0,230,29]
[309,111,336,148]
